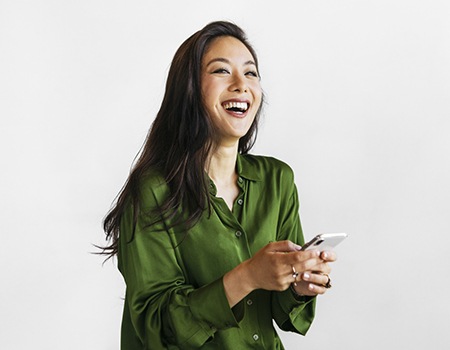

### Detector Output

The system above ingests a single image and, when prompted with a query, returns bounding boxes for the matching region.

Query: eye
[245,70,259,78]
[212,68,230,74]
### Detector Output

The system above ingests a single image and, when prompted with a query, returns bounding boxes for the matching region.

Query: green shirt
[118,154,316,349]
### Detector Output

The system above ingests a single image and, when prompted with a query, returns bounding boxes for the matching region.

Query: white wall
[1,1,449,349]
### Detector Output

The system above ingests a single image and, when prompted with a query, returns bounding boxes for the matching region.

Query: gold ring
[323,273,332,289]
[292,265,299,286]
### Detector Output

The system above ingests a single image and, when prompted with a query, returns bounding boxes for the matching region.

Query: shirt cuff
[272,288,316,335]
[189,277,240,331]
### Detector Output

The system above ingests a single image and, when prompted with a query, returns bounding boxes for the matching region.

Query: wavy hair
[101,21,264,258]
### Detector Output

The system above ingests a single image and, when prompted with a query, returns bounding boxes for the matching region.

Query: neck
[207,144,239,186]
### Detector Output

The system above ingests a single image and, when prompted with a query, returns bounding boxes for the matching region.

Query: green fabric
[118,154,316,349]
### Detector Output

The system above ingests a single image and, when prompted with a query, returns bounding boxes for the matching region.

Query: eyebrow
[206,57,256,67]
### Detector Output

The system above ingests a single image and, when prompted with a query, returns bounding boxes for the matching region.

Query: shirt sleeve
[270,169,316,335]
[118,181,240,349]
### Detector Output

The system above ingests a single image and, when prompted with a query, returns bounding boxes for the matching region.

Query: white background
[1,1,449,349]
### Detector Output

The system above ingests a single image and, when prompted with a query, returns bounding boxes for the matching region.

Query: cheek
[201,74,213,97]
[201,79,220,105]
[201,93,214,114]
[249,80,262,96]
[252,85,263,107]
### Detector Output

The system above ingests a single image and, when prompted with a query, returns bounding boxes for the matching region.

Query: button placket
[234,175,245,212]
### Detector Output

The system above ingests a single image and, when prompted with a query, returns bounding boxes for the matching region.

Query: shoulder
[138,168,170,210]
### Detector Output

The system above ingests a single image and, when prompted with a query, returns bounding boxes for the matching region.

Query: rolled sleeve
[272,289,316,335]
[156,278,240,348]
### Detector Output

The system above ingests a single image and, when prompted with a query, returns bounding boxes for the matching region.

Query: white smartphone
[301,233,348,251]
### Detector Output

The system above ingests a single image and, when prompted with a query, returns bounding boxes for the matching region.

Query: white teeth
[223,102,249,111]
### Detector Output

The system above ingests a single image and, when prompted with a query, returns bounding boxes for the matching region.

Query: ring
[292,266,299,286]
[323,273,332,289]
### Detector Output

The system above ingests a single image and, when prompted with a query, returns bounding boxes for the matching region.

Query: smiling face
[201,36,262,148]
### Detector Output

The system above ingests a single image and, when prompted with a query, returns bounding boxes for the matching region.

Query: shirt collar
[236,153,262,182]
[208,153,262,195]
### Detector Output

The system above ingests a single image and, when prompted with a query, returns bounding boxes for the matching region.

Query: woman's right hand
[223,240,324,307]
[242,240,323,292]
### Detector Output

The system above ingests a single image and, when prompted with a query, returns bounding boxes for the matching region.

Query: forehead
[203,36,255,65]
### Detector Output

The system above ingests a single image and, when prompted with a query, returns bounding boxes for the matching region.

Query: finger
[310,261,332,275]
[320,251,337,262]
[302,272,331,287]
[301,274,330,295]
[306,283,328,295]
[269,240,302,253]
[288,250,322,268]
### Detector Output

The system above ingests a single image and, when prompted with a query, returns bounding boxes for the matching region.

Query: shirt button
[238,177,243,183]
[253,334,259,341]
[246,299,253,306]
[237,198,243,205]
[235,231,242,238]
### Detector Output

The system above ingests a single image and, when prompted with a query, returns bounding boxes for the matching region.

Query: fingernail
[295,244,302,251]
[303,273,310,280]
[308,284,314,291]
[322,252,328,259]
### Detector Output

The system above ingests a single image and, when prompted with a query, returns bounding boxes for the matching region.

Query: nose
[229,73,248,93]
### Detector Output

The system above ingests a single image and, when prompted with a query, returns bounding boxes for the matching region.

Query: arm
[270,178,318,334]
[118,189,239,349]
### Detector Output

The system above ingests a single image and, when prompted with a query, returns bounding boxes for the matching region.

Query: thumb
[269,240,302,253]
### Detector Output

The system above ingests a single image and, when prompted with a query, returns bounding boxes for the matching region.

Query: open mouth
[222,101,249,114]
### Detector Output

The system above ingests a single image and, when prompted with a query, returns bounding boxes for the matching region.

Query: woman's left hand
[292,250,337,296]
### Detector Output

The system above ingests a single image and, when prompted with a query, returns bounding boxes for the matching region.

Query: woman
[102,20,337,349]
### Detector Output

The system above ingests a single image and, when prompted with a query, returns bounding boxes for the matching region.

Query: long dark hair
[101,21,264,258]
